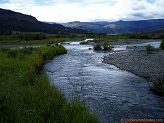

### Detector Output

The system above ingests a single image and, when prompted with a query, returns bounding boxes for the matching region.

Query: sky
[0,0,164,23]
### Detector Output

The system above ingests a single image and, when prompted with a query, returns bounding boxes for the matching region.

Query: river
[44,41,164,123]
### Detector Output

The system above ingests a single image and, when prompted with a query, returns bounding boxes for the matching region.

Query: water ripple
[44,43,164,123]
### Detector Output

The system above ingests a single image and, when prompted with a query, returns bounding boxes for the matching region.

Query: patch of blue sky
[67,0,82,2]
[146,0,155,4]
[34,0,53,6]
[0,0,10,4]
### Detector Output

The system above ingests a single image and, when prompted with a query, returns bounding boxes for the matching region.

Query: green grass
[0,33,86,45]
[0,46,99,123]
[0,33,152,45]
[0,32,161,45]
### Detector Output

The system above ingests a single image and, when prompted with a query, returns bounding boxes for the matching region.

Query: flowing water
[44,41,164,123]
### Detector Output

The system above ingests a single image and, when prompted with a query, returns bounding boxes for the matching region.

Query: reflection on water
[44,42,164,123]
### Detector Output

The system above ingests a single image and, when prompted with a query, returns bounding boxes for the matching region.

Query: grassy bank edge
[0,45,99,123]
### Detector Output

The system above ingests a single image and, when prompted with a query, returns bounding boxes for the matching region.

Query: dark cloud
[132,5,145,11]
[131,12,145,17]
[129,11,160,20]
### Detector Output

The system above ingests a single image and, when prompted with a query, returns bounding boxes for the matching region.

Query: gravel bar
[103,50,164,82]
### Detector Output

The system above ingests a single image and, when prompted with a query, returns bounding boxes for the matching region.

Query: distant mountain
[0,8,87,35]
[62,19,164,34]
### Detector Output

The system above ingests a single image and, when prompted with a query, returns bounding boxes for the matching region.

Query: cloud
[131,12,146,18]
[0,0,164,22]
[132,5,146,11]
[110,0,164,21]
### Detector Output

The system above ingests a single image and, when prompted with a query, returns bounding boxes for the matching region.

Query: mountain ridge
[62,19,164,34]
[0,8,87,35]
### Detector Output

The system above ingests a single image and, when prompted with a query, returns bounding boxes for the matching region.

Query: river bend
[44,42,164,123]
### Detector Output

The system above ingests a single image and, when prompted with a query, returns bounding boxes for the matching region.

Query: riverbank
[0,45,98,123]
[109,39,162,45]
[103,48,164,96]
[103,50,164,82]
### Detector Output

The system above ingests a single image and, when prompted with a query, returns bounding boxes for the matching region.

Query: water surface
[45,42,164,123]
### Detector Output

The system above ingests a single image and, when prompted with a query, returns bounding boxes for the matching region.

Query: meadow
[0,33,87,45]
[0,32,158,45]
[0,45,98,123]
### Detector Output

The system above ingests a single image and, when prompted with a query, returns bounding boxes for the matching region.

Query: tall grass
[0,46,98,123]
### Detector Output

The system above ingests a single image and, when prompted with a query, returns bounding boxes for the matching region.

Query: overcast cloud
[0,0,164,22]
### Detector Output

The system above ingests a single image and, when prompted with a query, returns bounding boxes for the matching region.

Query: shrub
[93,44,102,51]
[160,39,164,50]
[129,34,136,39]
[146,44,155,51]
[18,33,47,41]
[150,79,164,96]
[80,41,88,45]
[7,50,18,58]
[0,48,10,52]
[103,42,113,51]
[22,47,34,55]
[139,34,152,39]
[94,42,113,51]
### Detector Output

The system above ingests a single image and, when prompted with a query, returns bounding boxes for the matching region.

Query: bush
[93,44,102,51]
[22,47,34,55]
[0,48,10,52]
[7,50,18,58]
[80,41,88,45]
[103,42,113,51]
[139,34,152,39]
[150,79,164,96]
[18,33,47,41]
[160,39,164,50]
[146,44,155,51]
[94,42,113,51]
[129,34,136,39]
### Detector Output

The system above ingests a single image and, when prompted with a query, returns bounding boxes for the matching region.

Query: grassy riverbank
[0,45,98,122]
